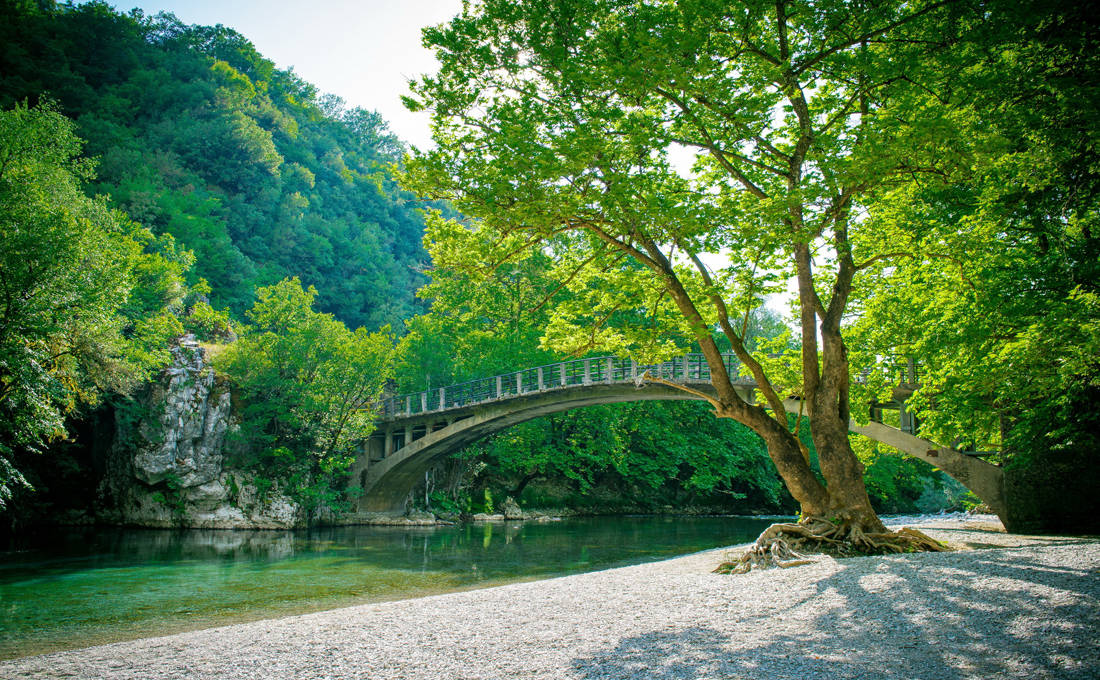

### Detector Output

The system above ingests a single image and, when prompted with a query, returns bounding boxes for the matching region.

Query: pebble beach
[3,516,1098,680]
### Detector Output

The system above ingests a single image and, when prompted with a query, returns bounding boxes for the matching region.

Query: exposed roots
[715,518,948,574]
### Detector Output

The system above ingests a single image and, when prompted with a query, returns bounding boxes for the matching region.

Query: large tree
[215,278,395,515]
[402,0,970,565]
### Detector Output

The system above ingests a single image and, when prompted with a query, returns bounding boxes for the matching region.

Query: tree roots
[715,518,948,574]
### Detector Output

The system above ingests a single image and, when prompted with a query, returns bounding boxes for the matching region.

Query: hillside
[0,0,429,329]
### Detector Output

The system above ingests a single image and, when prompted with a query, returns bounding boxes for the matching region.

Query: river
[0,515,775,659]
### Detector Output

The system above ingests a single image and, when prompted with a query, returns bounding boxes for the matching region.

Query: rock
[406,510,436,522]
[246,492,302,528]
[185,478,228,512]
[501,496,523,520]
[129,336,230,488]
[98,336,307,529]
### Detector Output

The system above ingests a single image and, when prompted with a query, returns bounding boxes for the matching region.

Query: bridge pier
[366,434,384,462]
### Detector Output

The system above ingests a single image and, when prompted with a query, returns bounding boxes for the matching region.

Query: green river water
[0,515,775,660]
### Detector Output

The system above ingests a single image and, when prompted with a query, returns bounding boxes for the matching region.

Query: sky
[120,0,464,150]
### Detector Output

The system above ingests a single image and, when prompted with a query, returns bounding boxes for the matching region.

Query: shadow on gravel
[570,626,737,679]
[571,550,1100,680]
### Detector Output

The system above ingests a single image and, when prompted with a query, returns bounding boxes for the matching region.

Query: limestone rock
[129,336,230,488]
[99,335,307,529]
[501,496,524,520]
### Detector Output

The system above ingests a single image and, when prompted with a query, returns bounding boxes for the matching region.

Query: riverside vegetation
[1,1,1097,558]
[399,0,1100,557]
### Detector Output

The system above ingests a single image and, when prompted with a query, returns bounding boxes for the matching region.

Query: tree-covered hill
[0,0,429,329]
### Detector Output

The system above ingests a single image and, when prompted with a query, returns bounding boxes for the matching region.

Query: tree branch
[654,87,771,199]
[679,243,792,428]
[530,249,626,315]
[793,0,956,76]
[667,136,787,176]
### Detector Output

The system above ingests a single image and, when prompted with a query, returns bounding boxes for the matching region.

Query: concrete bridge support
[848,421,1006,519]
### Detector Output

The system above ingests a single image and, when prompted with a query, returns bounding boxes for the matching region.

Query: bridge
[348,354,1006,520]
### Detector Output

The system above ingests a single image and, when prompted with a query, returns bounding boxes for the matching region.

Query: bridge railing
[380,353,748,419]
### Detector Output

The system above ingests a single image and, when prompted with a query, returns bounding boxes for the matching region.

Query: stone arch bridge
[349,354,1006,520]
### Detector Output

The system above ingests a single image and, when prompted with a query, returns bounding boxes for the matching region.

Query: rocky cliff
[98,336,306,529]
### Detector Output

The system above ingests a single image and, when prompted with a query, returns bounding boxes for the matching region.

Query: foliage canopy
[0,101,191,508]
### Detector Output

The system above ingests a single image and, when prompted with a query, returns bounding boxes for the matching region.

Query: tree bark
[718,402,830,518]
[510,470,542,498]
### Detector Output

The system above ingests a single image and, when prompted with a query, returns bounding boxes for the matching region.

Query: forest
[1,0,1097,539]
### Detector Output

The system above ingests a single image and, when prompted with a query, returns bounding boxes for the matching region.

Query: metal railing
[380,353,751,420]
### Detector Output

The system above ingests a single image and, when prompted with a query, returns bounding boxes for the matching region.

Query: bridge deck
[380,353,756,421]
[355,353,1006,517]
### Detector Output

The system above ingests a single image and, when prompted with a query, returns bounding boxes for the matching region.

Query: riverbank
[3,516,1097,679]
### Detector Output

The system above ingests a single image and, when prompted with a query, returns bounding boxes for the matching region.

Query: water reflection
[0,516,774,659]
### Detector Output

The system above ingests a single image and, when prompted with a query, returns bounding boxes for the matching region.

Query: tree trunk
[731,406,829,517]
[815,424,884,531]
[510,470,542,498]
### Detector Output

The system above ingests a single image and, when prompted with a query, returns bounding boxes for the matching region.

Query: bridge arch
[351,355,1006,519]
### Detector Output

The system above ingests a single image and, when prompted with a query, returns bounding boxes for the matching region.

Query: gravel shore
[4,517,1098,680]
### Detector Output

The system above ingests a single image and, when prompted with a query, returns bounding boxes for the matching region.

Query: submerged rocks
[332,511,444,526]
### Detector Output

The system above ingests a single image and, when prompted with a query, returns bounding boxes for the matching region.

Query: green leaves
[215,278,395,513]
[462,401,788,512]
[0,102,196,508]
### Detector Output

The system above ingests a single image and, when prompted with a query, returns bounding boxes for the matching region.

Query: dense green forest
[0,0,428,329]
[0,0,423,520]
[6,0,1093,534]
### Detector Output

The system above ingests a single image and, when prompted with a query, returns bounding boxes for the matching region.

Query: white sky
[118,0,464,150]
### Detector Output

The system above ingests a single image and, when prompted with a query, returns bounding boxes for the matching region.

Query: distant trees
[0,0,431,330]
[448,401,789,514]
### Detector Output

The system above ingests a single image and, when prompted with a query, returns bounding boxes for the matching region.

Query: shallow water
[0,515,773,659]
